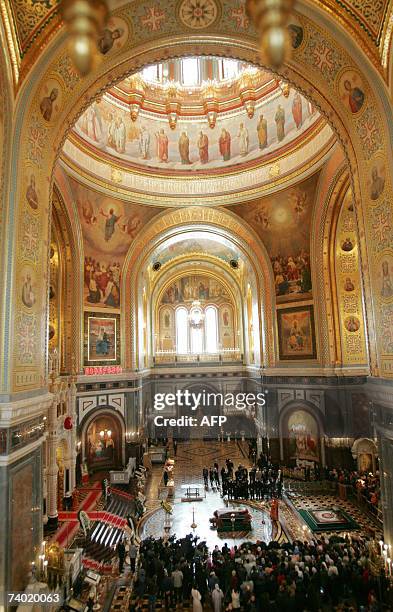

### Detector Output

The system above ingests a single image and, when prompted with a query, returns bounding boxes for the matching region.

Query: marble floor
[141,440,278,547]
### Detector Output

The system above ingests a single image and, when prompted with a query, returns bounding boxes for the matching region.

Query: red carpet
[52,482,102,547]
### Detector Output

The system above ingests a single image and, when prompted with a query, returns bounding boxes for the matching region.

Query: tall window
[142,64,163,82]
[181,58,200,86]
[205,306,218,353]
[176,307,188,353]
[220,59,240,80]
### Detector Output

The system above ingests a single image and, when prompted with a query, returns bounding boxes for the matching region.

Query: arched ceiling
[2,0,393,88]
[149,230,242,268]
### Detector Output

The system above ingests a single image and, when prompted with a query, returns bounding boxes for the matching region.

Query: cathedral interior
[2,0,393,610]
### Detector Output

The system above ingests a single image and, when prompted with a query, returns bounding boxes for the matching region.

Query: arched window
[176,307,188,354]
[205,306,218,353]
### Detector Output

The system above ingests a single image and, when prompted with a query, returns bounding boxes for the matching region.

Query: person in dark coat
[117,539,126,573]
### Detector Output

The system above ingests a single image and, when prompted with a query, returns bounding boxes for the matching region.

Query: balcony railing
[153,348,243,366]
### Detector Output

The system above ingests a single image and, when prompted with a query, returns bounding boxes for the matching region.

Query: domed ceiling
[69,57,327,173]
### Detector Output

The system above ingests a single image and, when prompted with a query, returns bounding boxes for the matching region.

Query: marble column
[46,397,59,528]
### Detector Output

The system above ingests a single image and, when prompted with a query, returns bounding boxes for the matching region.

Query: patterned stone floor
[286,490,383,540]
[142,440,278,546]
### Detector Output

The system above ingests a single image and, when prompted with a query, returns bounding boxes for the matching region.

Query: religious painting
[39,78,62,123]
[221,306,232,327]
[25,172,39,211]
[84,313,120,365]
[150,234,237,267]
[344,316,360,332]
[368,157,386,201]
[288,17,304,49]
[70,178,161,309]
[160,275,229,306]
[376,253,393,301]
[158,307,175,351]
[97,16,128,55]
[277,305,316,360]
[343,277,355,292]
[73,84,320,172]
[228,172,319,302]
[20,266,36,309]
[287,409,319,462]
[338,70,365,114]
[86,414,122,469]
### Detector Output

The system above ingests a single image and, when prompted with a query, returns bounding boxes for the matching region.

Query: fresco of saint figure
[219,129,231,161]
[197,131,209,163]
[100,208,122,242]
[85,105,103,143]
[288,24,303,49]
[292,92,302,129]
[156,129,169,162]
[120,215,141,238]
[178,132,191,164]
[26,175,39,210]
[343,79,364,113]
[344,277,355,292]
[139,126,150,159]
[345,316,360,332]
[381,260,393,299]
[115,116,126,153]
[98,27,124,55]
[275,104,285,142]
[40,88,58,122]
[237,123,249,156]
[21,273,35,308]
[370,166,385,201]
[257,115,267,149]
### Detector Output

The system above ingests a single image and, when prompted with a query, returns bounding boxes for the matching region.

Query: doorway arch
[80,409,125,472]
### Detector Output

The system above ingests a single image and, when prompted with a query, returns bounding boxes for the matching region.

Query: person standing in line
[117,538,126,573]
[203,466,209,487]
[212,583,224,612]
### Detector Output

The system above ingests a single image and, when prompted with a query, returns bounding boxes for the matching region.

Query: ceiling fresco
[149,231,241,267]
[226,171,320,303]
[68,177,162,310]
[72,69,321,175]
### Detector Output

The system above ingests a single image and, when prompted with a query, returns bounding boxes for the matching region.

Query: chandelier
[246,0,294,68]
[188,301,205,329]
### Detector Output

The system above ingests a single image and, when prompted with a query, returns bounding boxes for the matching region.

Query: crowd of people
[130,533,389,611]
[202,456,283,502]
[325,468,380,513]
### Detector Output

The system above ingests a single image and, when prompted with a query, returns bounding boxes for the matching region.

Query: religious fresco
[277,305,317,360]
[227,172,319,302]
[150,233,238,267]
[69,178,161,309]
[160,274,229,305]
[286,409,320,463]
[73,88,320,173]
[84,313,120,366]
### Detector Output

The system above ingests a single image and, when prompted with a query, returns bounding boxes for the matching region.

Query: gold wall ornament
[202,81,218,128]
[246,0,294,67]
[128,75,146,121]
[238,72,256,118]
[165,84,181,130]
[60,0,109,76]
